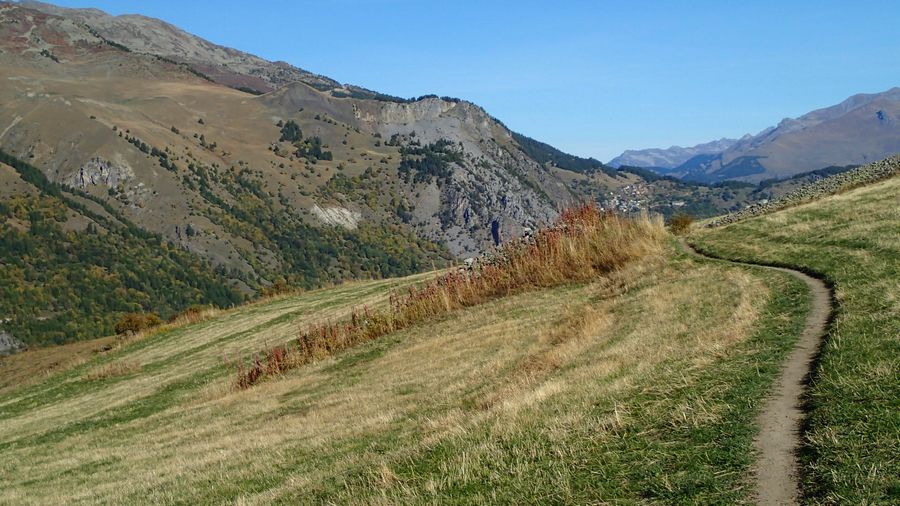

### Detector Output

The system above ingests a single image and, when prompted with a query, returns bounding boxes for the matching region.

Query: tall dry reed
[235,205,665,388]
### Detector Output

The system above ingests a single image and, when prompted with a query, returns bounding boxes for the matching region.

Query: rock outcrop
[311,204,361,230]
[0,330,24,355]
[67,156,133,189]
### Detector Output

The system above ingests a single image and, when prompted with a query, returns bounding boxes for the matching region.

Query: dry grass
[236,206,666,388]
[668,213,694,235]
[0,275,431,445]
[0,337,115,394]
[0,306,215,395]
[0,280,384,396]
[83,360,142,381]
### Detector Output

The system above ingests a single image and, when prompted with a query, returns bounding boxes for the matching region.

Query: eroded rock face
[352,98,570,256]
[66,156,134,189]
[430,161,552,256]
[311,204,361,230]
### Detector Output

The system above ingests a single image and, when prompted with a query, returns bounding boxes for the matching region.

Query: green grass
[691,175,900,503]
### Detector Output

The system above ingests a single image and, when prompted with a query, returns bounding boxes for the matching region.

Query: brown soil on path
[678,238,832,506]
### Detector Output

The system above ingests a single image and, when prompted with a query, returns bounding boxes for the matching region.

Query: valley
[0,217,810,504]
[0,1,898,504]
[2,158,897,503]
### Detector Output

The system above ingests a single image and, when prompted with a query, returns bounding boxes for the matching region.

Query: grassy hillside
[691,174,900,503]
[0,222,812,503]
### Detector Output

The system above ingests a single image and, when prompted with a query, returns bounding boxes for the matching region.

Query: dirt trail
[679,238,831,506]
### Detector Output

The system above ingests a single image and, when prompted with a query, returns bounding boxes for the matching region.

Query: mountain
[0,0,588,261]
[617,88,900,183]
[694,87,900,182]
[1,1,640,344]
[1,1,847,347]
[608,137,739,170]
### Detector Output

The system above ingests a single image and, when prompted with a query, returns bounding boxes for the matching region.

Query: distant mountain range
[608,138,740,171]
[610,88,900,182]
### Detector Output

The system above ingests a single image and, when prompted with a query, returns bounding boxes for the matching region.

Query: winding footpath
[679,239,832,506]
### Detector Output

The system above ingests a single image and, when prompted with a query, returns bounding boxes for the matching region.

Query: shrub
[279,120,302,143]
[260,279,291,297]
[668,213,694,235]
[114,313,161,335]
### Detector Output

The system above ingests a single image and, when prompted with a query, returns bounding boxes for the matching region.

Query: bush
[668,213,694,235]
[260,279,291,297]
[114,313,161,335]
[279,120,302,143]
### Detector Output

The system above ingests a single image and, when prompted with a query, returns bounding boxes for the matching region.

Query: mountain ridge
[611,87,900,182]
[608,137,741,170]
[17,0,347,94]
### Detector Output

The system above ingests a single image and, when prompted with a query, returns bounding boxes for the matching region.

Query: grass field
[0,233,811,504]
[691,175,900,504]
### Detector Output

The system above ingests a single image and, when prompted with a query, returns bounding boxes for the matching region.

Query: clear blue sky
[47,0,900,161]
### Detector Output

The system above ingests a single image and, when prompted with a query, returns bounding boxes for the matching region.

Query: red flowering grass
[235,205,665,388]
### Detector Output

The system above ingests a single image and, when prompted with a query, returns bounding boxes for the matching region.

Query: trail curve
[679,238,831,506]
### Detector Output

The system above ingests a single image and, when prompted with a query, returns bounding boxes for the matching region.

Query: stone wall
[707,156,900,227]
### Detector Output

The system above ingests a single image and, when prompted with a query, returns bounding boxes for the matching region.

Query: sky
[45,0,900,161]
